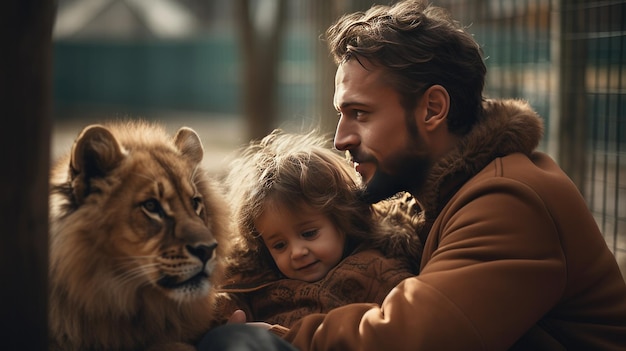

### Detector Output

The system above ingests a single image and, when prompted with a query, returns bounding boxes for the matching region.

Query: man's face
[333,58,431,203]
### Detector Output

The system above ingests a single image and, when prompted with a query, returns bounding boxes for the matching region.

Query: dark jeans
[197,324,298,351]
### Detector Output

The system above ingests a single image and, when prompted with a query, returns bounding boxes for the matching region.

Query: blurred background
[1,0,623,347]
[51,0,625,276]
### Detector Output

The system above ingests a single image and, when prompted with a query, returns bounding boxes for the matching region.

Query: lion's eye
[192,196,203,216]
[142,198,164,219]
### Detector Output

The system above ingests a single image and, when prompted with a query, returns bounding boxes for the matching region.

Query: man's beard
[358,152,430,204]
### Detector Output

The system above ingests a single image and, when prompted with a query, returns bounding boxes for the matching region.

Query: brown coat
[215,248,414,331]
[283,99,626,350]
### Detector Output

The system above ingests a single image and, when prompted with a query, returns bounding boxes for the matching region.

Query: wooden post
[0,1,55,350]
[312,0,338,136]
[235,0,287,141]
[556,0,588,191]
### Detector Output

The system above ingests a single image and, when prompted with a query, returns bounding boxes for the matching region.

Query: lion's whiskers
[112,261,160,288]
[113,255,157,261]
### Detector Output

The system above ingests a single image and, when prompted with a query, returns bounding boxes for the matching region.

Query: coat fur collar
[416,99,544,220]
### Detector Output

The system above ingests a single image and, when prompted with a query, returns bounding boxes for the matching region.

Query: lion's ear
[70,125,124,202]
[174,127,204,166]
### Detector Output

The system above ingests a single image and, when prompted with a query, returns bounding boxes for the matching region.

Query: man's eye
[340,109,364,120]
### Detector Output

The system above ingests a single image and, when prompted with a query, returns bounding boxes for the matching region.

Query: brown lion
[48,120,229,351]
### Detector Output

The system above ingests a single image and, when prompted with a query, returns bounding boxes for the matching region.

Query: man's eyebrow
[337,101,366,110]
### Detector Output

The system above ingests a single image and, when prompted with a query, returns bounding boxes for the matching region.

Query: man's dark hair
[326,0,486,135]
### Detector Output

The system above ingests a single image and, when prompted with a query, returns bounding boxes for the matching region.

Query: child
[213,129,423,334]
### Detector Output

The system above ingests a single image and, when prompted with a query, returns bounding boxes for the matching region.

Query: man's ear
[422,85,450,131]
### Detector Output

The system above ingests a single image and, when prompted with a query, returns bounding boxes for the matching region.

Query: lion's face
[102,153,221,301]
[49,122,228,304]
[48,121,230,350]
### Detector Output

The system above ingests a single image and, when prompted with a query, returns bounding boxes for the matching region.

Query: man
[199,1,626,350]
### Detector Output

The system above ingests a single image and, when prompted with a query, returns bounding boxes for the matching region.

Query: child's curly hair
[223,129,425,277]
[224,129,374,276]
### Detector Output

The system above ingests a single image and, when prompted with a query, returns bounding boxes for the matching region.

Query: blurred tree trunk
[312,0,382,137]
[235,0,287,141]
[556,0,587,192]
[312,0,338,136]
[0,0,55,350]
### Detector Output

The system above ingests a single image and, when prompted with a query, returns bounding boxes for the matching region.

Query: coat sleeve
[361,252,415,304]
[283,177,567,351]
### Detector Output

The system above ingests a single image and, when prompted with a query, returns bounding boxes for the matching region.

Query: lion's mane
[48,120,230,351]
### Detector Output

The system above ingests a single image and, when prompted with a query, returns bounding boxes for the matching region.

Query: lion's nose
[186,243,217,264]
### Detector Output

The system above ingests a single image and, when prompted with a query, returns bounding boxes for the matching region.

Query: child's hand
[227,310,273,330]
[227,309,247,324]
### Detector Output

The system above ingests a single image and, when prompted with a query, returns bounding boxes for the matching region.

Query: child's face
[255,200,345,282]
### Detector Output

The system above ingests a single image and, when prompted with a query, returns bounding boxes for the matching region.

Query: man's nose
[334,117,358,151]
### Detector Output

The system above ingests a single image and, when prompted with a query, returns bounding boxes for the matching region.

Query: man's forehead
[334,60,389,106]
[335,58,382,83]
